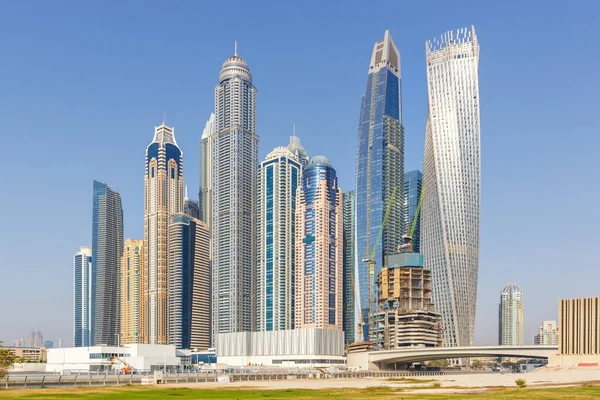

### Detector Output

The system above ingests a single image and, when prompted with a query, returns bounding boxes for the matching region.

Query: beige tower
[295,156,343,330]
[120,239,144,345]
[142,122,184,344]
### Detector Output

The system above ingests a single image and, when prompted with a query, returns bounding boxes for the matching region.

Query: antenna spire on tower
[293,122,296,137]
[234,40,238,56]
[163,112,166,124]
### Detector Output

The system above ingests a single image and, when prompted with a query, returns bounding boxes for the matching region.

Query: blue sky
[1,0,599,346]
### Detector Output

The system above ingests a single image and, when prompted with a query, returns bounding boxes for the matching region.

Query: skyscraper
[168,214,211,349]
[184,188,200,220]
[257,143,302,331]
[199,113,215,225]
[342,190,356,344]
[73,246,92,347]
[211,47,258,337]
[287,129,309,167]
[295,156,343,330]
[404,170,422,253]
[499,282,524,345]
[354,30,404,341]
[534,320,558,345]
[120,239,144,345]
[91,180,124,346]
[422,26,481,348]
[27,328,43,348]
[142,122,184,344]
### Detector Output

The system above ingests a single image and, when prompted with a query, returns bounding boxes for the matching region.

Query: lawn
[1,385,600,399]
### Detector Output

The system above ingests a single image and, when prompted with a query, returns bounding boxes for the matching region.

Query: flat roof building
[45,344,181,374]
[550,297,600,366]
[215,328,345,367]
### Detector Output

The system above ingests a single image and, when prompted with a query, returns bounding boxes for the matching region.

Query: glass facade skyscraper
[91,180,123,346]
[295,156,343,330]
[211,49,258,336]
[142,122,184,345]
[342,190,356,344]
[257,142,303,331]
[404,170,422,253]
[73,246,92,347]
[422,26,481,349]
[354,30,404,341]
[498,282,524,345]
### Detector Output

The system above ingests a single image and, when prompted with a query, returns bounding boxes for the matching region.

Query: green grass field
[1,385,600,399]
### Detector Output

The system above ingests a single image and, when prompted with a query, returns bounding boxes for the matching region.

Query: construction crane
[360,186,398,345]
[110,355,132,374]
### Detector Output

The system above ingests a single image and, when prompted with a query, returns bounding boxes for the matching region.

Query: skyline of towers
[211,49,258,337]
[342,190,356,344]
[354,30,405,342]
[499,282,524,346]
[404,170,422,253]
[67,29,487,350]
[120,239,144,345]
[91,180,123,346]
[73,246,92,347]
[295,156,343,330]
[143,122,185,345]
[257,140,304,331]
[422,26,481,349]
[167,214,211,349]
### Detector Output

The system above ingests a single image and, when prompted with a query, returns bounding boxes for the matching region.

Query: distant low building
[550,297,600,366]
[43,340,54,349]
[534,320,558,345]
[46,344,180,374]
[1,346,47,362]
[215,328,345,367]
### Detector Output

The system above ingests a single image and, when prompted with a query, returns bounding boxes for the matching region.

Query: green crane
[360,186,398,344]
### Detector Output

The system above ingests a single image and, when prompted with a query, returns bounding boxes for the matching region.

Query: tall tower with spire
[199,113,215,225]
[211,45,258,337]
[354,30,405,342]
[142,122,184,344]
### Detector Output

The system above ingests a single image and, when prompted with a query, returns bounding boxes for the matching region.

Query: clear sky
[1,0,599,347]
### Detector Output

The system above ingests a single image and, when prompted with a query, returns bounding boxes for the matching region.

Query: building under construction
[372,236,442,350]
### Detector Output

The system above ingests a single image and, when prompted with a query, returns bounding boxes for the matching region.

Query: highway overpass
[347,345,558,370]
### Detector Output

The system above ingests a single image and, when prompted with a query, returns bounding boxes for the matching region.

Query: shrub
[515,378,527,388]
[431,382,441,388]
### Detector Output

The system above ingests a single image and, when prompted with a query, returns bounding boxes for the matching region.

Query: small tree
[471,360,483,369]
[0,348,18,380]
[515,378,527,388]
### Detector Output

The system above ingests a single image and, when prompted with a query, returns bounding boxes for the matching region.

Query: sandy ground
[163,367,600,393]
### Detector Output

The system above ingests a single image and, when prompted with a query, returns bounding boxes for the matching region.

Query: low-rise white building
[215,328,345,367]
[46,344,180,374]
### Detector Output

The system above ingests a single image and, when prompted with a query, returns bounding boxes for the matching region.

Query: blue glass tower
[91,180,123,346]
[404,170,422,253]
[354,31,404,342]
